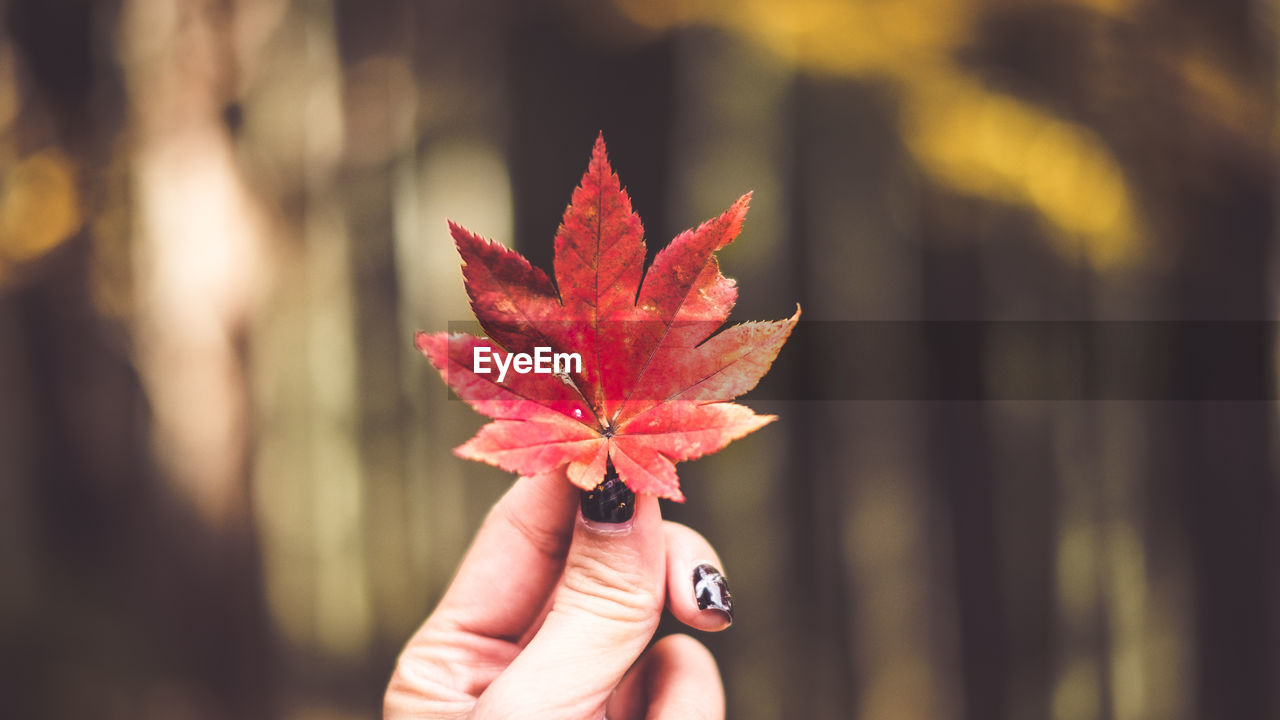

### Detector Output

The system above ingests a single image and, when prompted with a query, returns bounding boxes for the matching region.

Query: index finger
[426,468,578,641]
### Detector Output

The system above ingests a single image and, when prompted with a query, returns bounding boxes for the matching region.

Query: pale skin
[384,469,731,720]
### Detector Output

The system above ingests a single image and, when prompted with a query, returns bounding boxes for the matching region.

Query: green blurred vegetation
[0,0,1276,719]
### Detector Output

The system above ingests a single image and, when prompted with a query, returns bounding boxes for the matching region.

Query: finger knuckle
[494,499,570,561]
[558,550,662,623]
[385,648,475,718]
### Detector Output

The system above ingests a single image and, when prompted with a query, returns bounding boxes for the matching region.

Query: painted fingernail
[693,563,733,623]
[580,463,635,524]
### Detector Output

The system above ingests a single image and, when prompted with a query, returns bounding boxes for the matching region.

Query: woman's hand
[384,469,734,719]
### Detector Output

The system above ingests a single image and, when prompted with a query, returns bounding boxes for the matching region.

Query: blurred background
[0,0,1276,718]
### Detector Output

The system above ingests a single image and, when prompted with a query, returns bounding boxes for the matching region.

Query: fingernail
[580,463,635,524]
[693,563,733,624]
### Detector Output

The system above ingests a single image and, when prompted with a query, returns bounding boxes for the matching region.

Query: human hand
[384,469,735,719]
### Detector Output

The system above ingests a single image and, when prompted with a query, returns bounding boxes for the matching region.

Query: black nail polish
[580,462,634,523]
[693,563,733,622]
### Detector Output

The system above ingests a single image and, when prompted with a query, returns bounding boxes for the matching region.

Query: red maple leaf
[416,135,798,501]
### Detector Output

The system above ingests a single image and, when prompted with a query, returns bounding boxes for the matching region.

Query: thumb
[473,473,666,719]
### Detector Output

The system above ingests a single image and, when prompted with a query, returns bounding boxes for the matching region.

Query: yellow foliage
[1179,51,1272,141]
[0,148,82,264]
[901,73,1138,266]
[616,0,965,77]
[612,0,1145,268]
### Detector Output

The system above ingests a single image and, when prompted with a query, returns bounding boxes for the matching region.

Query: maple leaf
[416,134,798,501]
